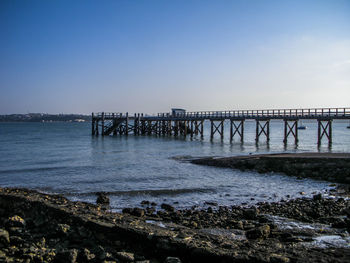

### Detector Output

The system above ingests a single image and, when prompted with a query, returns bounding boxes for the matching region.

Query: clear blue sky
[1,0,349,114]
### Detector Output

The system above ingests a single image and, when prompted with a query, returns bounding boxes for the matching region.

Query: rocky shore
[1,188,350,262]
[190,153,350,184]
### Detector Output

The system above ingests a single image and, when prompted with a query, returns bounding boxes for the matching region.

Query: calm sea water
[0,120,349,210]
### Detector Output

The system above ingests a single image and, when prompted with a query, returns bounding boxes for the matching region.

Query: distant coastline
[0,113,90,122]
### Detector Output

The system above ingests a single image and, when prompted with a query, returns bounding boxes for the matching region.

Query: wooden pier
[92,108,350,146]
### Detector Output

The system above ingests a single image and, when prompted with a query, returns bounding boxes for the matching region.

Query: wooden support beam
[101,112,105,136]
[255,119,270,142]
[95,119,99,135]
[147,121,152,135]
[91,113,95,135]
[230,120,244,142]
[190,121,194,137]
[200,120,204,138]
[125,112,129,136]
[283,120,298,145]
[175,121,179,136]
[134,113,138,135]
[210,120,224,140]
[318,119,332,146]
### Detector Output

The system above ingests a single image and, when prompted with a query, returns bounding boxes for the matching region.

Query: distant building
[171,108,186,116]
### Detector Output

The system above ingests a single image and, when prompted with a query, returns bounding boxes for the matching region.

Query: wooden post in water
[95,118,99,135]
[255,120,259,142]
[134,113,138,135]
[221,120,224,139]
[256,119,270,143]
[200,120,204,138]
[318,119,332,146]
[210,120,214,140]
[101,112,105,136]
[125,112,129,136]
[230,120,244,142]
[91,113,95,135]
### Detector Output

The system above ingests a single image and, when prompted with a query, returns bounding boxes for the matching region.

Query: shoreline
[190,152,350,184]
[1,187,350,262]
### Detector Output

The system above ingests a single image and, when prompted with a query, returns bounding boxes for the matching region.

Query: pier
[92,107,350,146]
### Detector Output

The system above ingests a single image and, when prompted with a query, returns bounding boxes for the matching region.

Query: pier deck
[91,107,350,146]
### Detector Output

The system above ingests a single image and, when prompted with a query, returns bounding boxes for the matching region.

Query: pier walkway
[91,107,350,146]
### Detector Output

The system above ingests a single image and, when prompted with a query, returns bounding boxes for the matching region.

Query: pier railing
[156,107,350,119]
[94,107,350,119]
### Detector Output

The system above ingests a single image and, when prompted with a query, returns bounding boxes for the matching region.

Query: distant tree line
[0,113,91,122]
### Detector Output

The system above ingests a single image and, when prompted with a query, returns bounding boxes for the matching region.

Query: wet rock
[56,224,70,236]
[161,203,175,212]
[331,218,347,228]
[146,207,156,215]
[204,201,218,206]
[6,215,25,228]
[93,245,107,261]
[116,251,135,262]
[164,256,182,263]
[141,200,150,206]
[96,192,110,207]
[122,208,133,214]
[313,193,322,201]
[55,249,78,263]
[80,248,95,261]
[243,207,258,220]
[130,208,145,217]
[270,254,290,263]
[10,235,23,246]
[246,225,270,239]
[0,229,10,247]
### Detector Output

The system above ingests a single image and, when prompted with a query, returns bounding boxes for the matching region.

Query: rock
[10,235,23,245]
[55,249,78,263]
[93,245,107,261]
[342,207,350,216]
[164,257,182,263]
[246,225,270,239]
[0,250,6,260]
[6,215,25,228]
[116,251,135,262]
[56,224,70,236]
[0,229,10,247]
[80,248,95,262]
[204,201,218,206]
[96,192,110,206]
[243,207,258,220]
[131,208,145,217]
[141,200,150,206]
[235,221,244,230]
[331,218,347,228]
[313,193,322,201]
[161,203,175,212]
[270,254,290,263]
[122,208,133,214]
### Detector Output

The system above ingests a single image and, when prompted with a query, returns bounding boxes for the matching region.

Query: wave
[0,166,68,174]
[65,187,216,197]
[0,165,95,175]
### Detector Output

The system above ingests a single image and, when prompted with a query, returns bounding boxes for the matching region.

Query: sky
[1,0,349,114]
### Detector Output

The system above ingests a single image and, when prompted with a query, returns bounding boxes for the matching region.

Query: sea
[0,120,349,211]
